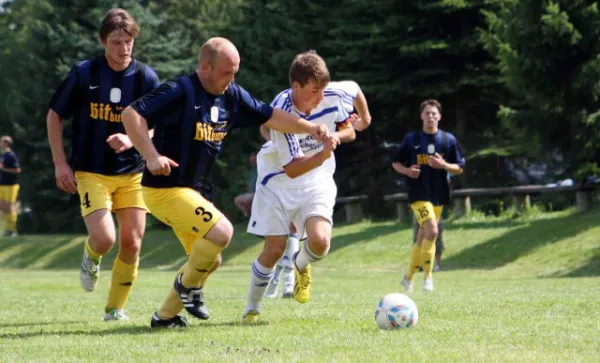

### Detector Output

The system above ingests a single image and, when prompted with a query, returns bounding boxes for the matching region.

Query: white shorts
[247,180,337,238]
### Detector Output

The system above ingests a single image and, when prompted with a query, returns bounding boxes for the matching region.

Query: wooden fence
[336,183,598,222]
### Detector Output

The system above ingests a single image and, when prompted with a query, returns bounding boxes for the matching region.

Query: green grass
[0,208,599,362]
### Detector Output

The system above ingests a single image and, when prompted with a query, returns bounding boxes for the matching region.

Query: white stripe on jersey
[257,81,361,188]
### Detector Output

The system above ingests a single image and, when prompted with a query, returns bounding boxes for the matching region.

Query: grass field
[0,208,599,362]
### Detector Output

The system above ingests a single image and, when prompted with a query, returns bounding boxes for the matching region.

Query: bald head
[197,37,241,95]
[198,37,239,66]
[0,135,13,151]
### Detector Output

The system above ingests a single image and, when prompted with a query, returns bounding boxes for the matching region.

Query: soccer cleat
[242,311,260,324]
[173,273,210,320]
[293,258,312,304]
[433,264,441,272]
[282,282,294,298]
[103,309,129,321]
[3,231,17,238]
[423,277,434,292]
[80,248,100,292]
[401,275,414,293]
[150,312,189,328]
[264,279,279,299]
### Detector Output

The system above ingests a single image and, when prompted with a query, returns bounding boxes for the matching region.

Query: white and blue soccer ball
[374,293,418,330]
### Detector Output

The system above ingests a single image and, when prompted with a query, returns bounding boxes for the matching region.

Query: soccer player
[242,51,372,323]
[121,37,329,329]
[392,99,464,292]
[0,136,22,237]
[263,78,371,299]
[47,8,160,321]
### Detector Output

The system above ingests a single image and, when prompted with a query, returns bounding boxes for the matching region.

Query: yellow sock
[85,237,102,260]
[105,256,139,312]
[5,212,17,232]
[158,265,186,319]
[181,238,223,289]
[421,238,436,278]
[406,244,422,280]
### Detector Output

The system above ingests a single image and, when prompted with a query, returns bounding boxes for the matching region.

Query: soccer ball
[374,293,418,330]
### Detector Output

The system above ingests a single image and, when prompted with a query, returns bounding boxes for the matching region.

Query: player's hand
[55,163,77,194]
[428,153,447,170]
[347,113,368,131]
[322,135,339,158]
[146,155,179,176]
[106,133,133,153]
[406,165,421,179]
[310,124,329,142]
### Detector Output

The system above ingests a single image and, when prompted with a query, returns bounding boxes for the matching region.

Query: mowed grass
[0,208,599,362]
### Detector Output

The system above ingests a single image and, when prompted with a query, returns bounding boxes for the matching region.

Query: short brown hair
[289,50,330,88]
[420,99,442,113]
[99,8,140,41]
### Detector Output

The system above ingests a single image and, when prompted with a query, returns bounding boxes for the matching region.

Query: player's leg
[4,185,19,237]
[420,205,442,291]
[76,172,117,293]
[280,223,299,298]
[434,218,445,271]
[293,216,332,304]
[244,235,287,323]
[402,202,434,292]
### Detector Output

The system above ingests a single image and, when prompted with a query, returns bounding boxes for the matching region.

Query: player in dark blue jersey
[392,99,465,292]
[0,136,22,238]
[46,8,160,321]
[122,37,330,328]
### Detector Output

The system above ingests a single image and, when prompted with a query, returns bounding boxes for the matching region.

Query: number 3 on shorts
[195,206,213,222]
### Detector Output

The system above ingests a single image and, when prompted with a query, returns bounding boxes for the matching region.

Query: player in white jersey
[263,79,372,299]
[242,50,371,323]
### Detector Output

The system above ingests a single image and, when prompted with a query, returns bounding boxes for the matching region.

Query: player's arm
[334,115,357,143]
[264,109,328,142]
[428,135,465,175]
[392,136,420,179]
[352,88,372,131]
[260,125,271,141]
[283,136,338,178]
[47,109,78,194]
[0,166,21,174]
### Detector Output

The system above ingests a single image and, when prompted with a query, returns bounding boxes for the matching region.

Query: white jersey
[257,81,360,188]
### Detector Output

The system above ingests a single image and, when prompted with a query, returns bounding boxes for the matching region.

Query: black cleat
[173,273,210,320]
[150,312,189,328]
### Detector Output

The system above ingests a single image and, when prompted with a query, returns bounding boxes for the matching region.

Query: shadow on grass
[0,320,269,340]
[444,209,600,277]
[329,222,404,253]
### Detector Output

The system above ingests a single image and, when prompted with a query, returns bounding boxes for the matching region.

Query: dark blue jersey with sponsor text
[130,74,272,200]
[394,130,465,205]
[49,55,160,175]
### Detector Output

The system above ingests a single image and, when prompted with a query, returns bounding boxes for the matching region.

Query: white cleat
[282,282,294,298]
[103,309,129,321]
[264,279,279,299]
[80,249,100,292]
[401,275,414,293]
[423,277,434,292]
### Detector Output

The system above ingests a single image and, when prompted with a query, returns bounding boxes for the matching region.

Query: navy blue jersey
[0,151,20,185]
[394,130,465,205]
[49,55,160,175]
[131,73,273,199]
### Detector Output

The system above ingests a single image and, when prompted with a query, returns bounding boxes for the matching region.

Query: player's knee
[207,218,233,248]
[423,222,439,241]
[89,231,116,254]
[309,234,330,256]
[209,253,222,273]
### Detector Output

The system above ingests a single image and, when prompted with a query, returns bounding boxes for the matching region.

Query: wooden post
[576,191,592,213]
[512,194,531,210]
[344,203,363,222]
[395,202,410,222]
[453,196,471,217]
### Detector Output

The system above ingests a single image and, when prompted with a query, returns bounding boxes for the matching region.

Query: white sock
[282,234,299,285]
[245,259,275,313]
[295,242,326,272]
[271,264,283,285]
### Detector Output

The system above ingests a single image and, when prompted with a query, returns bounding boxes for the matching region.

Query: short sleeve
[130,80,184,128]
[326,81,359,113]
[271,130,304,167]
[143,66,161,92]
[3,153,19,168]
[447,135,465,168]
[49,66,79,118]
[393,134,412,165]
[230,83,273,127]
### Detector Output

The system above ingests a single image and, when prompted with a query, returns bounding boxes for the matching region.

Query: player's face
[207,56,239,95]
[101,30,134,68]
[421,105,441,131]
[292,78,327,113]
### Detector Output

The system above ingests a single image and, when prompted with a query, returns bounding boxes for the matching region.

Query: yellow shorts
[0,184,19,202]
[411,201,443,226]
[142,187,224,254]
[75,171,146,217]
